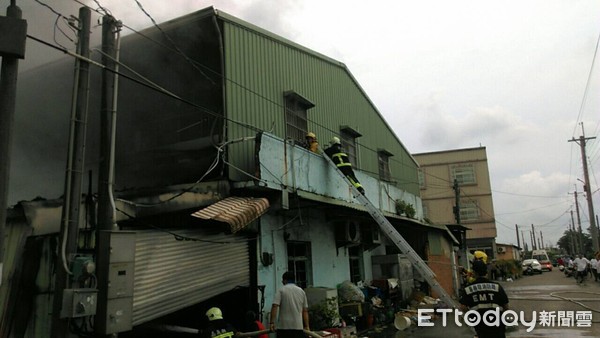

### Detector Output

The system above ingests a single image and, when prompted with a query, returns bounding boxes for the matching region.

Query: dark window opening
[378,149,393,181]
[287,241,312,288]
[284,91,314,143]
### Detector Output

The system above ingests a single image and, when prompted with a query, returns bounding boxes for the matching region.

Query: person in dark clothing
[460,260,509,338]
[241,311,268,338]
[324,137,365,195]
[199,307,237,338]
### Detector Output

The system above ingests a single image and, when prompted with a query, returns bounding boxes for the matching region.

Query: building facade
[413,147,498,258]
[1,7,455,336]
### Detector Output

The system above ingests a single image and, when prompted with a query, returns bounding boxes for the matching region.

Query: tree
[557,230,593,256]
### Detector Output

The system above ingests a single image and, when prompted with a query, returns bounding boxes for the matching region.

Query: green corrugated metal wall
[221,18,419,195]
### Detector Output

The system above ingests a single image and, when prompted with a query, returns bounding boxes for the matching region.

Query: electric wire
[62,0,600,198]
[32,0,76,50]
[31,4,597,245]
[26,34,263,134]
[70,0,425,178]
[132,0,215,85]
[571,28,600,138]
[92,0,111,16]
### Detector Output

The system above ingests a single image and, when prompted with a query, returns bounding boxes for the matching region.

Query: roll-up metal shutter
[132,229,249,326]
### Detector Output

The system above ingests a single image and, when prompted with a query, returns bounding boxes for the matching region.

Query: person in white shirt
[596,253,600,282]
[573,254,590,284]
[590,256,598,282]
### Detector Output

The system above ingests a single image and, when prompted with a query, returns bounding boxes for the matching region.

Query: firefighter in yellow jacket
[305,132,319,153]
[325,137,365,195]
[199,307,237,338]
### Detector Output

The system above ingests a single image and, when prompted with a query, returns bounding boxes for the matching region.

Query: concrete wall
[257,211,384,321]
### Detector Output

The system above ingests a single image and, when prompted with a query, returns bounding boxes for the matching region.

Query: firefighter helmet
[306,132,316,139]
[331,137,341,145]
[206,307,223,321]
[473,250,488,264]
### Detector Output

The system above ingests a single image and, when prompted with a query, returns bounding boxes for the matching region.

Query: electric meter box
[108,262,134,298]
[99,231,136,335]
[60,288,98,318]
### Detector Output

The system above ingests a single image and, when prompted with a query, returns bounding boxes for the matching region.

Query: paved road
[367,268,600,337]
[504,267,600,337]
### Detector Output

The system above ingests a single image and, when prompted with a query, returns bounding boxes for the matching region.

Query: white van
[531,250,552,271]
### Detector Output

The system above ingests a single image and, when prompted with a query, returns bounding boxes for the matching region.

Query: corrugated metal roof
[191,196,269,233]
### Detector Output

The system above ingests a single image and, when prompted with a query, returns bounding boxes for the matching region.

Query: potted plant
[308,297,341,330]
[395,200,416,218]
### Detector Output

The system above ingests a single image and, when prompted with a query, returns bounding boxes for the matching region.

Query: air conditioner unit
[344,221,361,243]
[497,247,506,254]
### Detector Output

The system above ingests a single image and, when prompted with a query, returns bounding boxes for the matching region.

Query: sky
[9,0,600,248]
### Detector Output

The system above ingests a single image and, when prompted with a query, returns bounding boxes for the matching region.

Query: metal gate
[132,229,249,325]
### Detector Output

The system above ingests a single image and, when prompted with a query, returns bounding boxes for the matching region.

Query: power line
[71,0,426,175]
[571,26,600,138]
[27,34,262,132]
[132,0,215,84]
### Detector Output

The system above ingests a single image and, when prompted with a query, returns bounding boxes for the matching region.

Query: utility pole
[0,0,26,288]
[51,7,91,338]
[452,178,469,269]
[531,224,537,250]
[567,222,573,254]
[453,179,461,225]
[529,231,534,252]
[515,224,521,249]
[570,211,578,254]
[521,230,526,251]
[574,190,584,253]
[569,126,598,251]
[96,14,121,337]
[540,231,544,249]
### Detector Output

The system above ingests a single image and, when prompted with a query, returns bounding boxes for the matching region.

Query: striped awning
[191,197,270,233]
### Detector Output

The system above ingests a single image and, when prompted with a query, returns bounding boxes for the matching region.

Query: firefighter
[460,260,509,338]
[324,137,365,195]
[473,250,488,264]
[305,132,319,153]
[199,307,237,338]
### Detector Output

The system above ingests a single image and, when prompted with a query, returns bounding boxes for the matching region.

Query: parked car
[522,259,543,275]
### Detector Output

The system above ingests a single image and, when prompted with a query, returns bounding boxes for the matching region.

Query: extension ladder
[322,152,457,308]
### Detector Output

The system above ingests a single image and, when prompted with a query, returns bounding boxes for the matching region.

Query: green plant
[308,297,340,330]
[395,200,416,218]
[494,259,522,279]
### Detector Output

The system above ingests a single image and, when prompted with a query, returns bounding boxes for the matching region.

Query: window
[418,169,426,189]
[287,241,312,288]
[451,164,476,185]
[422,203,429,220]
[460,200,480,221]
[348,246,364,283]
[284,91,314,143]
[378,149,393,181]
[340,126,362,167]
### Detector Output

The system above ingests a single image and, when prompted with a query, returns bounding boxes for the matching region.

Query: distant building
[413,147,498,258]
[495,243,522,261]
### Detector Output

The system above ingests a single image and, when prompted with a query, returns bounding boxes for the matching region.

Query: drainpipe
[0,0,26,289]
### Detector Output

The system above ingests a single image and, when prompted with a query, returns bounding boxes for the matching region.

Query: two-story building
[413,147,498,259]
[1,7,456,336]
